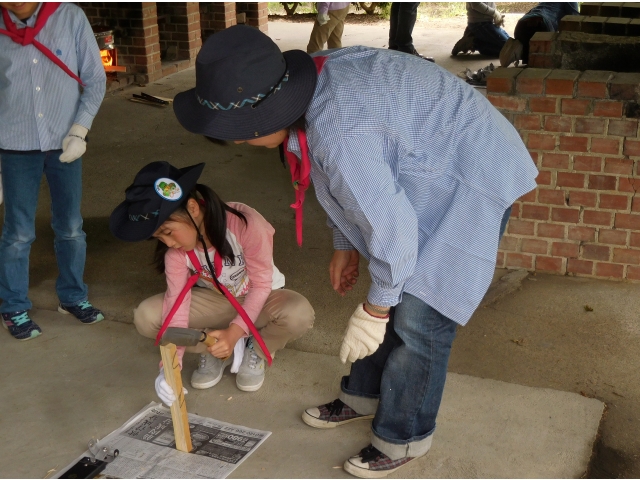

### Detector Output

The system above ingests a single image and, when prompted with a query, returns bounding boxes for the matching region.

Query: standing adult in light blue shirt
[0,2,106,340]
[173,26,538,478]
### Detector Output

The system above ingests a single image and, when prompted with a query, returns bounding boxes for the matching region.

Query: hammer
[161,327,217,348]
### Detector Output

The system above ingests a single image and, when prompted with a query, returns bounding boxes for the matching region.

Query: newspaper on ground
[54,402,271,479]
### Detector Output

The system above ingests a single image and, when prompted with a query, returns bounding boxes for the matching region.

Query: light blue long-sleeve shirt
[288,47,538,325]
[0,3,106,151]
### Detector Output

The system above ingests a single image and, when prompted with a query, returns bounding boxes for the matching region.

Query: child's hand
[207,324,245,359]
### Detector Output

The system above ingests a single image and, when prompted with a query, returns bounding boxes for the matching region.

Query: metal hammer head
[161,327,207,347]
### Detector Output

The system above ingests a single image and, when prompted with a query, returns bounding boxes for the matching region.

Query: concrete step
[0,310,603,478]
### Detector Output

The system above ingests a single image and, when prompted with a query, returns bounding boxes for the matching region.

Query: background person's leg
[306,19,332,53]
[393,2,419,53]
[469,22,509,57]
[327,6,349,49]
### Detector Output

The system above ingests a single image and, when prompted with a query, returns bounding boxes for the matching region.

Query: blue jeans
[465,22,509,57]
[339,206,511,459]
[0,150,88,313]
[388,2,419,53]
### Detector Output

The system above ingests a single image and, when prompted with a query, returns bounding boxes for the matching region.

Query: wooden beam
[104,65,127,73]
[159,343,193,453]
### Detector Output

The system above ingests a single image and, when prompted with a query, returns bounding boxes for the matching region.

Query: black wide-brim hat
[173,25,317,141]
[109,161,205,242]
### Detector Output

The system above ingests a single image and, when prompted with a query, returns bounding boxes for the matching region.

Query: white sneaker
[499,38,523,67]
[191,353,232,389]
[236,337,265,392]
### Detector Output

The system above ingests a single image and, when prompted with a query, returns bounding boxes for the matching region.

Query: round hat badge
[154,178,183,201]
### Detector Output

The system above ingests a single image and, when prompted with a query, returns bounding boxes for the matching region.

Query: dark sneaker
[1,310,42,341]
[344,444,417,478]
[58,300,104,324]
[302,398,374,429]
[451,34,475,56]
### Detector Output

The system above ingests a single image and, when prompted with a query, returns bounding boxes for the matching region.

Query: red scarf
[0,3,85,86]
[284,55,328,246]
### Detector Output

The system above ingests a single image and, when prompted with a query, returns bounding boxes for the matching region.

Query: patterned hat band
[129,210,160,222]
[197,71,290,111]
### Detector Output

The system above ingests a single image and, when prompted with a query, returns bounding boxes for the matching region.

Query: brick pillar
[200,2,236,42]
[132,3,162,83]
[157,2,201,64]
[236,2,269,33]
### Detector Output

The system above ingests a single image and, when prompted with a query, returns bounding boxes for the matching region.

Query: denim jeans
[465,22,509,57]
[388,2,419,53]
[339,206,512,460]
[0,150,88,313]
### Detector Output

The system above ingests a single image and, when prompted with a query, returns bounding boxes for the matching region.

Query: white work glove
[155,368,188,407]
[339,303,388,364]
[493,9,505,27]
[59,124,88,163]
[317,12,330,25]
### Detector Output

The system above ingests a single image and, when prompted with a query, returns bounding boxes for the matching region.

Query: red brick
[632,232,640,248]
[613,248,640,265]
[510,203,521,218]
[604,158,633,175]
[583,210,613,226]
[599,229,627,245]
[574,155,602,172]
[488,95,527,112]
[557,172,585,188]
[500,235,518,251]
[537,223,565,239]
[528,133,556,150]
[544,116,572,132]
[593,101,624,117]
[505,252,533,269]
[599,194,629,210]
[608,119,639,137]
[516,69,550,95]
[522,204,550,220]
[545,70,580,96]
[538,189,566,205]
[574,118,605,135]
[582,244,610,261]
[496,251,505,267]
[627,265,640,280]
[521,238,549,254]
[536,170,552,185]
[542,153,570,169]
[568,226,596,242]
[615,213,640,230]
[568,191,597,207]
[591,137,620,155]
[552,241,579,257]
[624,139,640,157]
[530,35,554,54]
[561,98,591,115]
[618,177,640,193]
[588,175,617,191]
[508,219,535,235]
[633,197,640,213]
[552,207,580,223]
[559,136,588,152]
[530,97,558,114]
[536,255,565,272]
[519,190,537,203]
[577,70,613,98]
[567,258,594,275]
[595,262,624,278]
[515,114,542,131]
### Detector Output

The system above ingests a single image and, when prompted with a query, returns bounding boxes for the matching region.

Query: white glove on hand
[317,12,330,25]
[155,368,188,407]
[340,303,388,364]
[59,124,88,163]
[493,9,505,27]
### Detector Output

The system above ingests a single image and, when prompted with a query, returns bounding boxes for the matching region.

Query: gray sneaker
[236,338,265,392]
[191,353,232,389]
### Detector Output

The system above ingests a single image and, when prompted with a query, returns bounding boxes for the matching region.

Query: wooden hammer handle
[202,332,231,361]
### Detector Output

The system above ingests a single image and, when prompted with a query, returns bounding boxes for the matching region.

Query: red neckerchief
[154,249,273,367]
[283,55,328,246]
[0,3,85,86]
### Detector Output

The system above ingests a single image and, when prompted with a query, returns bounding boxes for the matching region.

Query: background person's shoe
[1,311,42,341]
[191,353,232,389]
[58,300,104,324]
[236,337,265,392]
[302,398,374,428]
[451,34,475,56]
[344,444,418,479]
[499,38,523,67]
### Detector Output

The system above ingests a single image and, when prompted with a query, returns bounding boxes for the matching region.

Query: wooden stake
[159,343,193,453]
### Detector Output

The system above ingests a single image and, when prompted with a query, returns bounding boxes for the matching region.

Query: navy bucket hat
[173,25,317,141]
[109,161,205,242]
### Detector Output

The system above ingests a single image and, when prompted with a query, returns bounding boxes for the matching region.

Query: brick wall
[236,2,269,32]
[488,68,640,280]
[200,2,236,42]
[156,2,201,64]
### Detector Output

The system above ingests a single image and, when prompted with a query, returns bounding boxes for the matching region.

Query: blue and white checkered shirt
[288,47,538,325]
[0,3,106,151]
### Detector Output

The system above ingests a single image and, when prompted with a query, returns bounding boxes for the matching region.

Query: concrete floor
[1,14,638,479]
